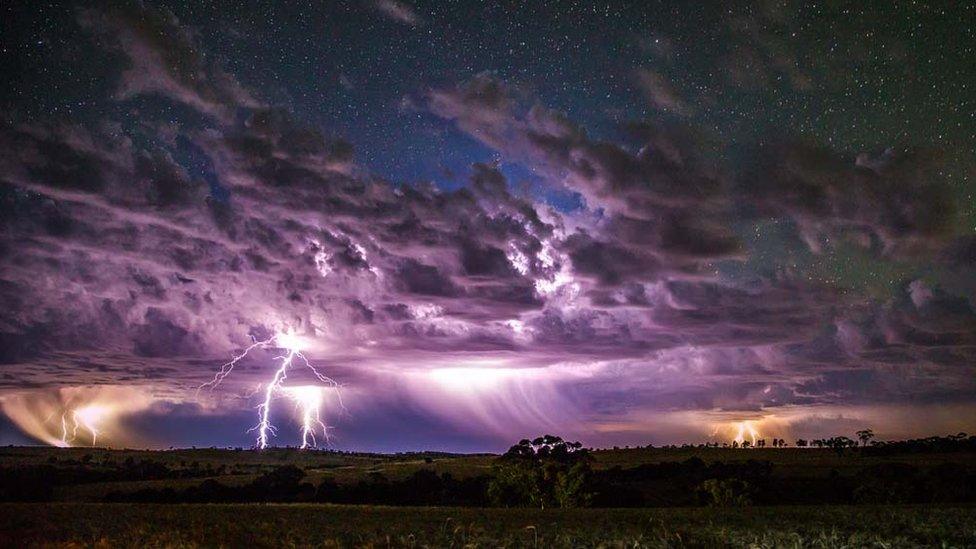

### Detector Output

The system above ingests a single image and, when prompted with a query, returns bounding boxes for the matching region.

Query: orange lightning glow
[60,405,108,446]
[732,420,760,445]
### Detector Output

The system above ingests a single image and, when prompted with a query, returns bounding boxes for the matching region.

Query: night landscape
[1,1,975,547]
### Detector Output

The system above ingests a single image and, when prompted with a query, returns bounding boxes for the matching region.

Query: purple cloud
[0,4,973,451]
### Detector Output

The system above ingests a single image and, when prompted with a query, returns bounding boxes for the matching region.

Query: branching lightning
[285,386,329,449]
[249,346,294,449]
[733,421,760,446]
[200,332,342,449]
[198,336,276,392]
[59,405,106,447]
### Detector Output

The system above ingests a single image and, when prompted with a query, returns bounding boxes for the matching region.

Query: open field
[1,503,974,547]
[4,445,970,475]
[2,444,974,546]
[3,445,975,504]
[0,446,495,501]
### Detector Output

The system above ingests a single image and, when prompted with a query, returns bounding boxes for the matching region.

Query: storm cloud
[1,2,973,450]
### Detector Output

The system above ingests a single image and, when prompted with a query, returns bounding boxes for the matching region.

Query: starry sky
[1,1,974,452]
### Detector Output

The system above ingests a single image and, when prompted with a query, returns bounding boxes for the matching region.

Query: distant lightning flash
[249,346,295,449]
[201,332,342,449]
[60,405,106,447]
[733,421,760,446]
[285,386,329,449]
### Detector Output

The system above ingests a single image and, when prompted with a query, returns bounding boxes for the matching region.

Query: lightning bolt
[733,421,760,446]
[285,386,330,449]
[197,336,276,393]
[201,332,343,449]
[59,406,103,447]
[249,347,294,449]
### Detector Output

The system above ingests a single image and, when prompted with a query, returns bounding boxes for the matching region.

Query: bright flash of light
[200,331,342,449]
[732,421,761,445]
[284,386,329,449]
[428,366,520,392]
[60,405,108,447]
[0,386,153,448]
[275,332,306,354]
[410,362,582,436]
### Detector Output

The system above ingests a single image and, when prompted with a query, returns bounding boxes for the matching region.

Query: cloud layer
[1,3,973,450]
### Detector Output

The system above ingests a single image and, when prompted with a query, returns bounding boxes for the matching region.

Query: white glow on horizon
[732,420,761,445]
[284,385,329,449]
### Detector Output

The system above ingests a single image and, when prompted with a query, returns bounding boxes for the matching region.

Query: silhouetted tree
[489,435,592,508]
[826,436,856,455]
[856,429,875,447]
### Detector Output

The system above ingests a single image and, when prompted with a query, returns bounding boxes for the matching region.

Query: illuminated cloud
[0,386,155,447]
[0,2,973,450]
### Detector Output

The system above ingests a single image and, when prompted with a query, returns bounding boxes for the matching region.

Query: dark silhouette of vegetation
[853,462,976,504]
[698,478,753,506]
[591,457,773,507]
[806,436,857,455]
[862,433,976,456]
[315,470,489,506]
[109,466,491,506]
[488,435,593,508]
[856,429,875,447]
[2,432,975,507]
[0,456,221,501]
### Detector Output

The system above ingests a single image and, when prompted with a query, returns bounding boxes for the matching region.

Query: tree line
[1,432,974,506]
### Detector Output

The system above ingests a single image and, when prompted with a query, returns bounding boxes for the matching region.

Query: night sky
[1,1,974,452]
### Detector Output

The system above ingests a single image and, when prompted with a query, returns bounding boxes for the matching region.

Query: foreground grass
[1,504,974,547]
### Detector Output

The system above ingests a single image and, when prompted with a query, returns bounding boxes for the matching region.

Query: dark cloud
[77,2,260,119]
[943,235,976,268]
[0,2,972,449]
[739,142,956,256]
[430,74,742,290]
[562,231,662,287]
[396,259,459,297]
[132,308,205,358]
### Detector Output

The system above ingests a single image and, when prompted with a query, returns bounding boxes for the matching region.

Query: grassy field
[0,446,490,499]
[3,446,976,546]
[5,444,969,472]
[0,446,494,501]
[4,445,974,503]
[1,503,974,547]
[4,445,969,476]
